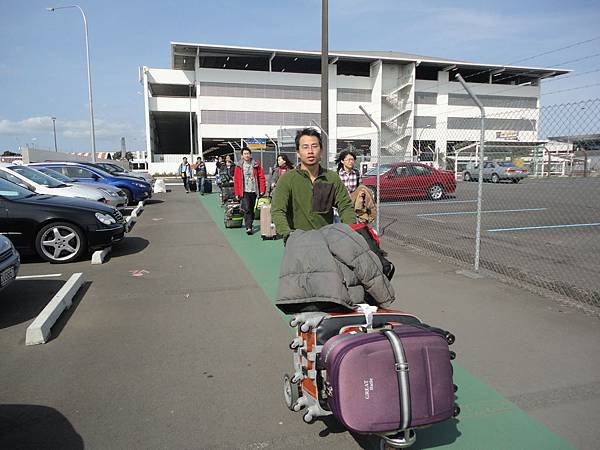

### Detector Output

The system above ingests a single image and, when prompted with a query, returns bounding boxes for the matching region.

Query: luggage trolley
[283,309,458,449]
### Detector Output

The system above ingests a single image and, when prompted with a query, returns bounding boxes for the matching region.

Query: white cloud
[0,116,142,140]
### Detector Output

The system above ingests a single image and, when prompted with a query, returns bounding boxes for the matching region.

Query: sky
[1,0,599,153]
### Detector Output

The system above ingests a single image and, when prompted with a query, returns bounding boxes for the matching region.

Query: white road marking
[417,208,547,217]
[16,274,63,280]
[488,222,600,232]
[381,199,477,207]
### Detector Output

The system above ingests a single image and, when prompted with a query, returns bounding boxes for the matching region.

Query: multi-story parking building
[141,42,568,174]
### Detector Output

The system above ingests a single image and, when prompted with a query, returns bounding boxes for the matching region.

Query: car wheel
[491,173,500,183]
[512,178,520,184]
[428,184,444,200]
[121,187,134,205]
[370,187,378,201]
[463,172,471,182]
[35,222,86,264]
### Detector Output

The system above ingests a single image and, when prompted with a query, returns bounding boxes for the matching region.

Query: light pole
[189,84,194,160]
[51,117,58,152]
[416,125,431,162]
[47,5,97,162]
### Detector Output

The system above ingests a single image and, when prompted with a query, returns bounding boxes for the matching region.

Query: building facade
[141,43,568,174]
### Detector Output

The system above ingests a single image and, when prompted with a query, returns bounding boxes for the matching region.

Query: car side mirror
[92,174,100,180]
[19,183,34,191]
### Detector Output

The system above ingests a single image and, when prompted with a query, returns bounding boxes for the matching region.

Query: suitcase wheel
[453,404,461,417]
[302,411,315,424]
[446,332,456,345]
[449,350,456,360]
[453,383,458,393]
[283,373,300,411]
[289,338,302,350]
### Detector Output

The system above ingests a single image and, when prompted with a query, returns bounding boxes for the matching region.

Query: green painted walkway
[199,193,575,450]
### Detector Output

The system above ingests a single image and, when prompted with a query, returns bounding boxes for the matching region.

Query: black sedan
[0,177,125,263]
[0,234,20,291]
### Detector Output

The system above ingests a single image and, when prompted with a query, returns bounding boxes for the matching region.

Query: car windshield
[36,167,75,182]
[9,165,68,188]
[0,177,36,199]
[497,162,516,167]
[102,163,127,173]
[364,164,394,176]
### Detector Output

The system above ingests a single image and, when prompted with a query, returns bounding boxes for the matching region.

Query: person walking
[178,157,192,193]
[195,157,207,195]
[268,154,294,197]
[336,150,361,194]
[271,128,354,243]
[233,148,266,235]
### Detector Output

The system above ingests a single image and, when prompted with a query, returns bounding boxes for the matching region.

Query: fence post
[359,105,381,234]
[455,74,485,272]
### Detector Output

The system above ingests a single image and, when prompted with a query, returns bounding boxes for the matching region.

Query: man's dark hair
[295,128,322,150]
[241,147,252,154]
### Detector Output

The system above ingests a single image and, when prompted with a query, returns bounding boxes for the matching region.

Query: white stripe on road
[416,208,547,217]
[16,274,63,280]
[381,199,478,207]
[488,222,600,232]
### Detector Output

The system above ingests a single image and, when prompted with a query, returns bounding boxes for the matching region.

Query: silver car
[463,161,528,183]
[0,164,105,203]
[94,162,154,185]
[33,166,128,209]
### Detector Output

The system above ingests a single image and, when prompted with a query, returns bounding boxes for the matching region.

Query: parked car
[362,162,456,200]
[0,163,105,204]
[0,235,20,292]
[0,177,126,263]
[463,161,528,183]
[91,162,154,185]
[31,166,128,209]
[29,162,152,205]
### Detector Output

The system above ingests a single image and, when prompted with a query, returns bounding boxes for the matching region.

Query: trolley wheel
[449,350,456,360]
[302,411,315,424]
[283,373,300,411]
[453,383,458,393]
[446,332,456,345]
[453,404,461,417]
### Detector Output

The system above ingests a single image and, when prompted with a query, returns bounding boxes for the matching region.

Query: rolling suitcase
[220,186,234,205]
[321,324,458,434]
[254,196,270,219]
[260,204,277,240]
[203,179,213,194]
[224,201,243,228]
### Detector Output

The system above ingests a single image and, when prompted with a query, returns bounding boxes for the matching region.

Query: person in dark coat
[233,148,266,235]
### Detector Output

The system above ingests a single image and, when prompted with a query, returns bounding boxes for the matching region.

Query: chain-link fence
[375,97,600,310]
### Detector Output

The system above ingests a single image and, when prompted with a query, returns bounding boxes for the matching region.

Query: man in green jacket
[272,128,355,241]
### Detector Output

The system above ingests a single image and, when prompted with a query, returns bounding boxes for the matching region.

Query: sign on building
[244,138,266,150]
[496,131,519,141]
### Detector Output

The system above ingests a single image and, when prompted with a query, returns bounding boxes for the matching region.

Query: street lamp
[47,5,97,162]
[416,125,431,162]
[51,117,58,152]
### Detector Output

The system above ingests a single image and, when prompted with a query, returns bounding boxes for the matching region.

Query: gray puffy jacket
[276,224,395,314]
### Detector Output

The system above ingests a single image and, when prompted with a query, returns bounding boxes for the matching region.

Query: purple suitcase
[321,325,455,434]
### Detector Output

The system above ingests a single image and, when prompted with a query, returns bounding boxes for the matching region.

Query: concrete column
[195,59,202,158]
[436,70,449,163]
[142,67,152,162]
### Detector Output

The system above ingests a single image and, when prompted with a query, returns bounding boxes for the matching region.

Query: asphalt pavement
[1,188,599,450]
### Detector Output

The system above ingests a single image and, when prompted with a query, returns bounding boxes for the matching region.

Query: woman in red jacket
[233,148,266,235]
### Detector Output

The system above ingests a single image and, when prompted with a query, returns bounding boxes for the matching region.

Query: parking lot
[1,185,599,449]
[380,177,600,306]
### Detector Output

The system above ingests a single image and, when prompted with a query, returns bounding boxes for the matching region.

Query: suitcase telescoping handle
[382,330,411,431]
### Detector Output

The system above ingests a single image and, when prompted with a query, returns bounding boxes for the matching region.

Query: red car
[362,162,456,201]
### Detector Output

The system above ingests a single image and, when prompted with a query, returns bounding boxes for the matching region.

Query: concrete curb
[131,201,144,218]
[125,215,137,232]
[25,273,84,346]
[91,247,111,265]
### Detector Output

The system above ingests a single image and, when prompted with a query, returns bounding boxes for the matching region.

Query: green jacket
[271,167,355,238]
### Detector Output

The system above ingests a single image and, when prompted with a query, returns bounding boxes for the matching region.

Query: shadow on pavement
[316,415,461,449]
[143,199,164,205]
[0,280,63,329]
[48,281,91,342]
[109,237,149,259]
[0,404,84,449]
